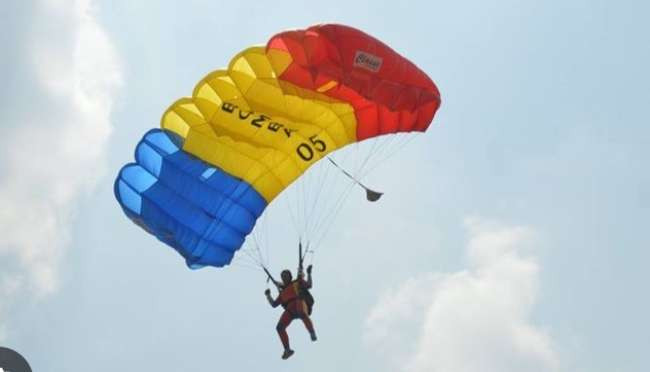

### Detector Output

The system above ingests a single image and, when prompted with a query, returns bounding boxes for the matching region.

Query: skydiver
[264,264,316,360]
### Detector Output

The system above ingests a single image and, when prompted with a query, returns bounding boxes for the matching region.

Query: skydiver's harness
[281,281,311,317]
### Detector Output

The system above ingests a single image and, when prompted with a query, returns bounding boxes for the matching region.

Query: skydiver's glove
[264,289,271,296]
[306,265,312,274]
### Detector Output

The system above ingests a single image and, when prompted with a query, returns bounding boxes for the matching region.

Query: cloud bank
[364,217,558,372]
[0,0,121,334]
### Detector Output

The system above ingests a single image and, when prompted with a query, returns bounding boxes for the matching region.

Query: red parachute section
[267,24,441,141]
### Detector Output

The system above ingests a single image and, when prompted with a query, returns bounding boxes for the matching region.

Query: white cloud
[0,0,121,327]
[364,217,558,372]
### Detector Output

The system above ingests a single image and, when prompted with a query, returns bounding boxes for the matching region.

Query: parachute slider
[326,157,383,202]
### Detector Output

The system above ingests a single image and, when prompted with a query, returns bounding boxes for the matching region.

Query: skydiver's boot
[282,348,295,360]
[310,330,317,342]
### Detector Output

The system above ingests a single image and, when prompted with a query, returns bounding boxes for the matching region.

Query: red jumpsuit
[274,278,315,350]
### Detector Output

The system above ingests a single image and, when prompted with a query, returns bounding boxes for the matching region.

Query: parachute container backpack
[115,24,441,269]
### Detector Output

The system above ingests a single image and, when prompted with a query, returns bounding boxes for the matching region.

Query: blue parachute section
[114,129,267,268]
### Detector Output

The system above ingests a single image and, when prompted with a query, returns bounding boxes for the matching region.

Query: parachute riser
[263,266,282,291]
[298,241,312,274]
[298,242,305,276]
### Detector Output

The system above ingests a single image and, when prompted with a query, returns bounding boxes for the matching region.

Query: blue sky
[1,1,649,371]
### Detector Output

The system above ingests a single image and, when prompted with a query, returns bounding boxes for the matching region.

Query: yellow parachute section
[161,47,358,202]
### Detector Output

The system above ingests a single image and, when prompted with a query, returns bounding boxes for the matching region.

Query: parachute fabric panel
[115,129,267,268]
[267,24,441,140]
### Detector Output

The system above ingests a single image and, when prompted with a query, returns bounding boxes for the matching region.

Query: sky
[1,0,649,371]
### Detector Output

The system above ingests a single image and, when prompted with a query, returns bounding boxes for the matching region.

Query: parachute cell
[115,129,267,268]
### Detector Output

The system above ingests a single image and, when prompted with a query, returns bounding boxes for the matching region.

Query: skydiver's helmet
[281,270,292,285]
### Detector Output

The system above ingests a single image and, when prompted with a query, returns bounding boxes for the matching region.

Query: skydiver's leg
[298,302,317,341]
[276,310,294,355]
[300,315,317,341]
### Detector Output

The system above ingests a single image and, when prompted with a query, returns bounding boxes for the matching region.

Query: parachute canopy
[115,24,441,269]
